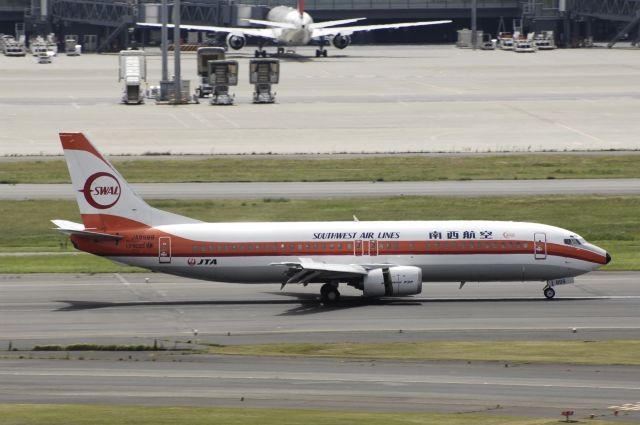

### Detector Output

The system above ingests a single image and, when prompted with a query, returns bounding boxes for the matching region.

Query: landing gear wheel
[277,47,284,56]
[543,287,555,299]
[320,283,340,304]
[315,49,321,57]
[254,50,260,58]
[322,50,328,57]
[261,50,267,58]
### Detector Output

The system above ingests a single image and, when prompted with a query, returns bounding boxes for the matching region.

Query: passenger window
[305,244,310,249]
[338,243,343,249]
[297,244,302,250]
[330,244,335,249]
[451,242,456,248]
[523,243,529,249]
[347,243,352,249]
[314,244,319,249]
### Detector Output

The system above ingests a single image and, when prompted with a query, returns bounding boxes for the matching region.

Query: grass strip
[0,254,143,273]
[2,154,640,183]
[0,196,637,272]
[0,404,623,425]
[207,340,640,366]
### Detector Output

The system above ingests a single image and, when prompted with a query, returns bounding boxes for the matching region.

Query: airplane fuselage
[266,6,314,46]
[72,220,608,284]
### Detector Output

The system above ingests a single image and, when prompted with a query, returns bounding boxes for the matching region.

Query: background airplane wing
[309,18,366,30]
[136,22,277,39]
[311,19,452,38]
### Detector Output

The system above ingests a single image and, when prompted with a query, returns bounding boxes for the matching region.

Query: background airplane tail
[59,132,200,232]
[298,0,304,17]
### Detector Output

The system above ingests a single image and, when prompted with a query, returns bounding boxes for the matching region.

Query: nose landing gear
[543,286,555,299]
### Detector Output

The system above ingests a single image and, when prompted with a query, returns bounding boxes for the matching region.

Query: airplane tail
[298,0,304,17]
[57,132,200,233]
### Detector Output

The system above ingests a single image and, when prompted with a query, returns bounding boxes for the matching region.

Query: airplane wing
[136,22,277,40]
[51,220,123,240]
[309,18,366,30]
[311,19,452,38]
[270,257,395,285]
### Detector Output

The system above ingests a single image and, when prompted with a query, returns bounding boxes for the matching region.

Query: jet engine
[362,266,422,297]
[332,34,351,50]
[226,34,246,50]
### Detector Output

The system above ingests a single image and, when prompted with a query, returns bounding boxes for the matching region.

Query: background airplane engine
[332,35,351,49]
[362,266,422,297]
[226,34,246,50]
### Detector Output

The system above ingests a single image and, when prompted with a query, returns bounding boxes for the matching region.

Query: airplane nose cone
[606,252,612,264]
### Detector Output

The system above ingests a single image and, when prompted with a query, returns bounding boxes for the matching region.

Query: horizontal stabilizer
[51,220,123,240]
[242,19,297,29]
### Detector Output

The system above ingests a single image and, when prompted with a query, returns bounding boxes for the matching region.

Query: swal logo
[80,172,122,209]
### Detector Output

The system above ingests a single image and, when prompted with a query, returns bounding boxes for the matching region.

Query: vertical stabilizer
[59,132,200,231]
[298,0,304,18]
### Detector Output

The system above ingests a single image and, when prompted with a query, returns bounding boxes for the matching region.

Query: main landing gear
[315,48,328,57]
[543,286,555,300]
[254,49,267,58]
[320,282,340,304]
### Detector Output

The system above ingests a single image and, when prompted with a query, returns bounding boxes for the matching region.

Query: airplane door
[534,233,547,260]
[159,236,171,264]
[354,239,362,256]
[369,240,378,256]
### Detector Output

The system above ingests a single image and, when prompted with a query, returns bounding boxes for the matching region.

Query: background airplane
[53,133,610,303]
[137,0,451,57]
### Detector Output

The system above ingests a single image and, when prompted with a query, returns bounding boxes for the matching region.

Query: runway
[1,272,639,344]
[1,271,639,417]
[3,178,640,200]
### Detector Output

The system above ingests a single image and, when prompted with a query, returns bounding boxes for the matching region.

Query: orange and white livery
[54,133,611,302]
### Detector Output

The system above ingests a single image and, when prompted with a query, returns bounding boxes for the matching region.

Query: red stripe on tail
[298,0,304,17]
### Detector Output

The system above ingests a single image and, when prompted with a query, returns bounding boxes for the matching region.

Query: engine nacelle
[332,34,351,50]
[226,34,246,50]
[362,266,422,297]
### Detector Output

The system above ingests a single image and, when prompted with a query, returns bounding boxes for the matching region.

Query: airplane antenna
[353,215,359,222]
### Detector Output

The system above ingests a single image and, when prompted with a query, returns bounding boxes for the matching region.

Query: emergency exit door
[534,233,547,260]
[354,240,378,256]
[159,236,171,263]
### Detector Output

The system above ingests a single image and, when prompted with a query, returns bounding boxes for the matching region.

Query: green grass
[2,154,640,183]
[207,340,640,366]
[0,196,637,272]
[0,404,624,425]
[0,254,142,273]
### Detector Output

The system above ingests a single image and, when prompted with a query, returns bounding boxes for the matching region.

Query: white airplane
[137,1,451,57]
[53,133,610,302]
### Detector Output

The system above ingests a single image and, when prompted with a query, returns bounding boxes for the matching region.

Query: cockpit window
[564,238,582,246]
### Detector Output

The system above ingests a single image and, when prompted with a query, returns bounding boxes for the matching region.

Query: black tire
[261,50,267,58]
[254,50,260,58]
[320,283,340,304]
[544,287,555,299]
[322,50,328,57]
[315,49,320,57]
